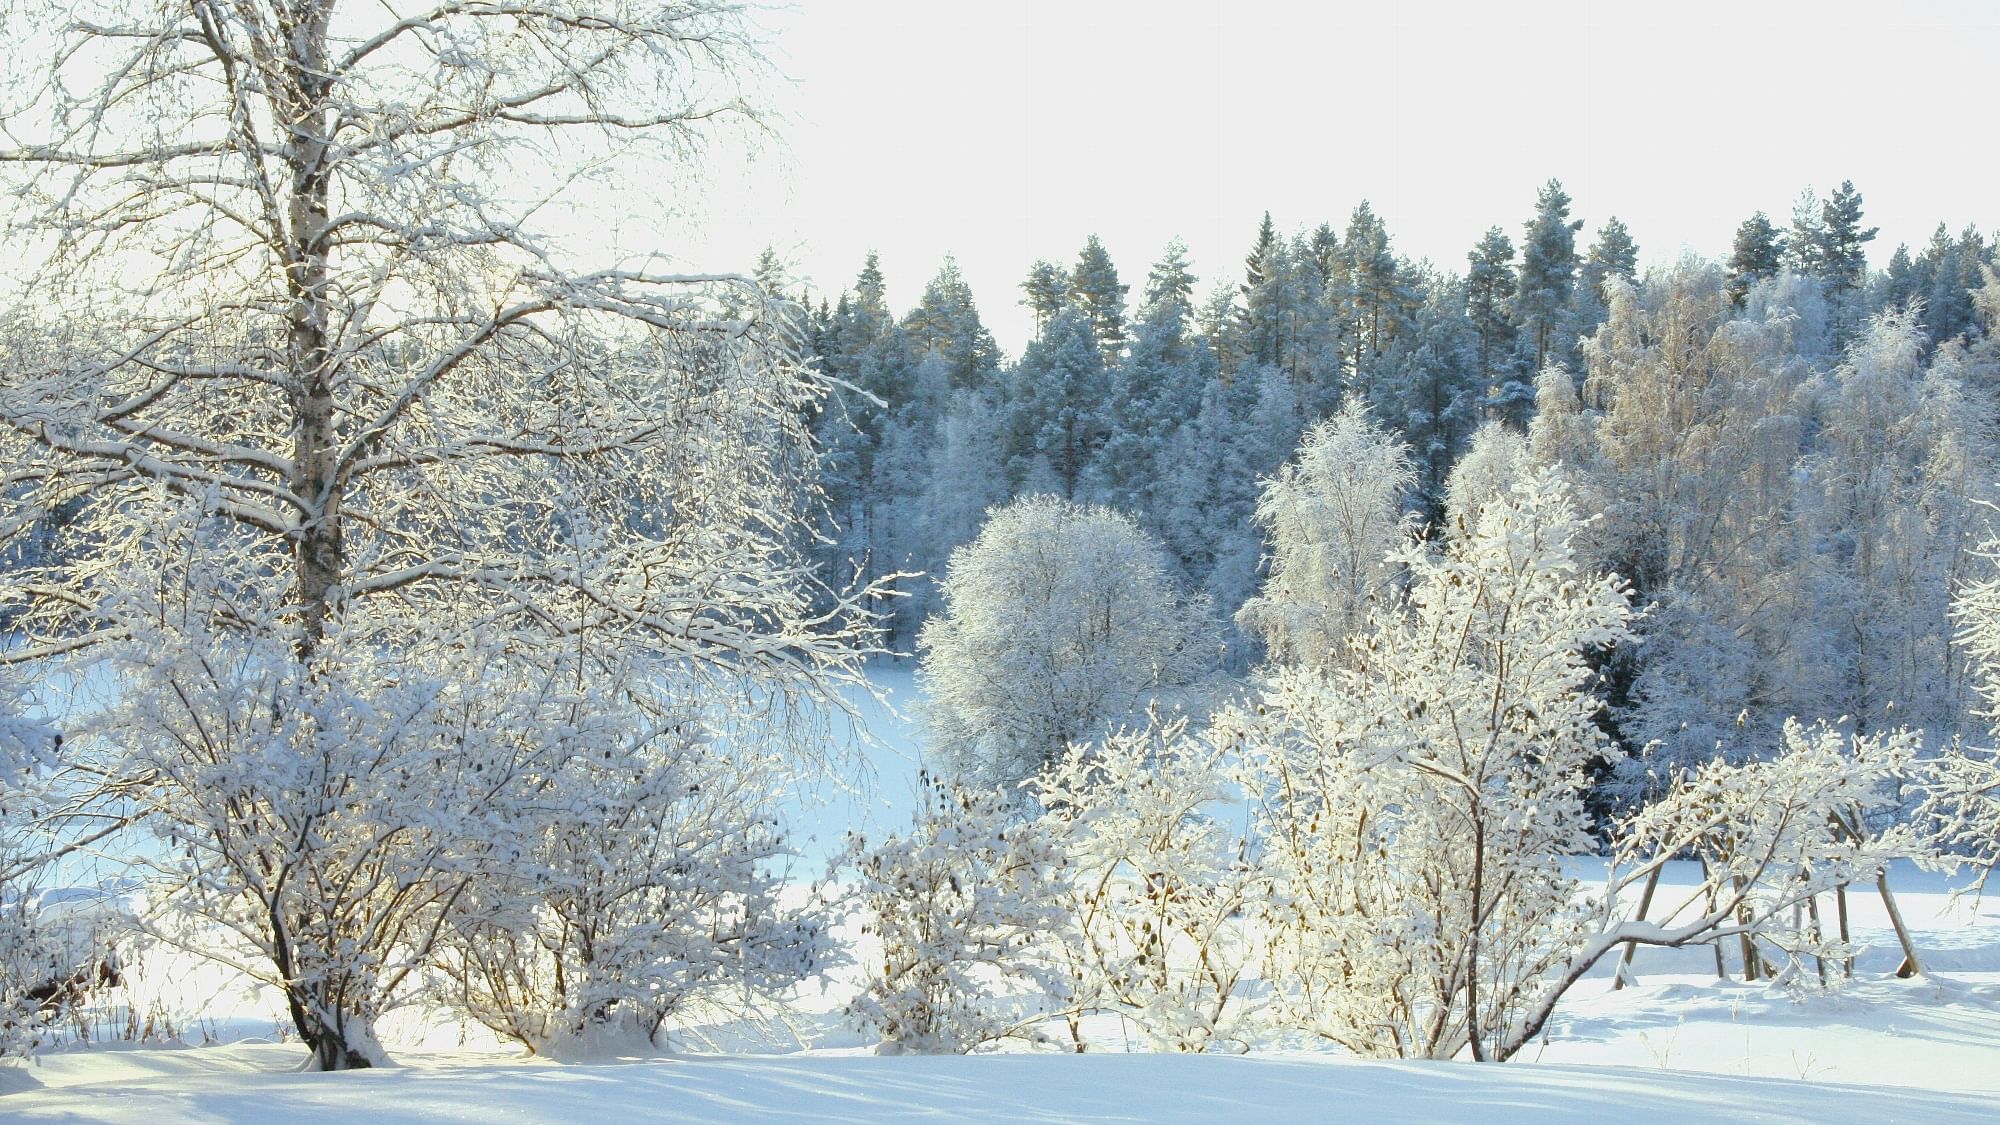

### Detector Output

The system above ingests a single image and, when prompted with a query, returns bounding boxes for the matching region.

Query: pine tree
[1582,217,1639,305]
[1141,237,1200,321]
[1341,200,1405,367]
[903,256,1002,391]
[1070,234,1130,362]
[1020,259,1070,338]
[1515,178,1584,374]
[1818,180,1879,300]
[1727,212,1786,307]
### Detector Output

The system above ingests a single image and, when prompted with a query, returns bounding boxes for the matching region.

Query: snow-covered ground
[8,667,2000,1121]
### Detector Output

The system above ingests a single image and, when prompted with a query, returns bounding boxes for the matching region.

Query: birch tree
[0,0,883,1069]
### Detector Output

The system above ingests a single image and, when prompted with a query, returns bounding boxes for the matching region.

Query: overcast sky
[599,1,1999,355]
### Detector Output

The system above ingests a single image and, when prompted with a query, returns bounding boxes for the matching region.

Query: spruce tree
[1817,180,1879,300]
[1236,211,1287,373]
[1466,226,1520,410]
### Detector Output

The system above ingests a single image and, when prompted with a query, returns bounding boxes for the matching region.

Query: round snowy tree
[1235,398,1416,667]
[919,496,1214,791]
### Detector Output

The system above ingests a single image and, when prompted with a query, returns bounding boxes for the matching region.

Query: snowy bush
[1236,398,1417,666]
[841,773,1066,1054]
[1620,719,1931,985]
[1033,717,1264,1053]
[433,690,829,1057]
[919,496,1215,791]
[1924,538,2000,893]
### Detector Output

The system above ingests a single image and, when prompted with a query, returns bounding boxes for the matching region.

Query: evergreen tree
[1236,211,1291,374]
[1817,180,1879,301]
[903,256,1002,391]
[1786,187,1827,277]
[1366,270,1482,505]
[1727,212,1786,307]
[1515,178,1584,375]
[1918,225,1996,348]
[1581,217,1639,305]
[1070,234,1130,361]
[1466,226,1521,417]
[1141,237,1200,319]
[854,250,892,325]
[1020,259,1070,338]
[1001,308,1110,499]
[1340,200,1405,369]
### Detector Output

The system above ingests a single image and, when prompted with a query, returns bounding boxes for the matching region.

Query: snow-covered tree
[919,497,1215,791]
[1235,467,1632,1060]
[1728,212,1787,307]
[0,0,883,1069]
[1020,260,1071,338]
[1070,235,1130,362]
[1924,527,2000,894]
[1443,421,1531,538]
[1236,399,1416,667]
[1466,226,1524,419]
[904,257,1003,391]
[1000,309,1110,499]
[1793,307,1995,738]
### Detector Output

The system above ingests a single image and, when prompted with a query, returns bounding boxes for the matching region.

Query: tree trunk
[1838,883,1853,978]
[1613,864,1663,991]
[1876,872,1923,979]
[282,2,343,662]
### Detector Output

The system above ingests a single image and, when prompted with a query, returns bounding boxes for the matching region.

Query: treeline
[784,178,2000,764]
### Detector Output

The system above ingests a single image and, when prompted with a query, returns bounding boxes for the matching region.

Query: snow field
[8,669,2000,1120]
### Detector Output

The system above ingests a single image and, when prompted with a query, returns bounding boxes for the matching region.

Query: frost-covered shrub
[119,622,529,1070]
[1033,717,1263,1053]
[1624,719,1930,983]
[841,773,1065,1054]
[1923,541,2000,892]
[433,692,829,1057]
[919,496,1215,791]
[1233,468,1633,1061]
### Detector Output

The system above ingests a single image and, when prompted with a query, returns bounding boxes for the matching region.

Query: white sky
[642,0,1999,357]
